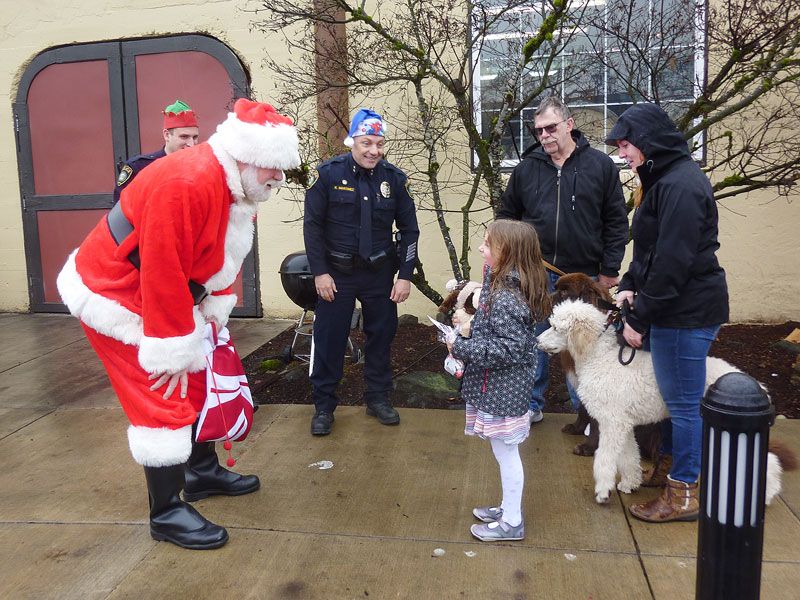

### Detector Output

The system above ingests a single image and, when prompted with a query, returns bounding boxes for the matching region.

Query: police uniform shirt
[303,153,419,280]
[113,148,167,203]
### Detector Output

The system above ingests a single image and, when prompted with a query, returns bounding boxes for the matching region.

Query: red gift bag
[196,325,254,445]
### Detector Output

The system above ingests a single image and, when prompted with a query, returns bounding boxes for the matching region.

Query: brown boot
[629,476,699,523]
[641,453,672,488]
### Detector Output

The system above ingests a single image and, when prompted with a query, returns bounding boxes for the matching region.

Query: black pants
[310,261,397,413]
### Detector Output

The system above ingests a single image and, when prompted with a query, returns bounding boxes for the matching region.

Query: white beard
[240,166,284,203]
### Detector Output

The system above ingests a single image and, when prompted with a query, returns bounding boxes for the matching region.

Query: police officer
[304,108,420,436]
[113,99,200,202]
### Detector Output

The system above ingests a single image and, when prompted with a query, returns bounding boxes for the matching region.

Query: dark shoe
[183,441,260,502]
[311,411,334,435]
[641,453,673,488]
[144,464,228,550]
[366,400,400,425]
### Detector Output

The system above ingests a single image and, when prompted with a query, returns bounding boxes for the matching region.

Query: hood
[482,264,522,288]
[605,103,690,179]
[521,129,591,160]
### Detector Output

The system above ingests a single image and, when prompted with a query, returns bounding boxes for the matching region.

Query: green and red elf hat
[162,99,199,129]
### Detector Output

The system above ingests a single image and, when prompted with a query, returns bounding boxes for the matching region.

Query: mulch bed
[242,318,800,417]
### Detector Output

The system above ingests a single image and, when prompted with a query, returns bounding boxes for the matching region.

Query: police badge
[380,181,391,198]
[116,165,133,187]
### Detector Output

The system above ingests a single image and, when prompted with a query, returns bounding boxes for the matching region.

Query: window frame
[471,0,707,171]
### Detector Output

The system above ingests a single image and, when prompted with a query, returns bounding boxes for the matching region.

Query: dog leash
[616,300,636,366]
[542,260,566,277]
[599,299,636,366]
[544,261,635,365]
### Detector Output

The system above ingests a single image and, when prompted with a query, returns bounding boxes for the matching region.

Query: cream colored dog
[537,299,788,505]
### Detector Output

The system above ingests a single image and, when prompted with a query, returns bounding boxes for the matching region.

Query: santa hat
[213,98,300,170]
[344,108,387,147]
[163,99,198,129]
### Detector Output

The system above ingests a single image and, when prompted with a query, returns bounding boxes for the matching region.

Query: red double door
[14,35,260,315]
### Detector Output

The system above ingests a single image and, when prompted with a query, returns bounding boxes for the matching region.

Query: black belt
[326,249,394,274]
[106,202,208,305]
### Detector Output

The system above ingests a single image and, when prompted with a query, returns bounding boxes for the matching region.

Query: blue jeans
[530,271,581,412]
[650,324,721,483]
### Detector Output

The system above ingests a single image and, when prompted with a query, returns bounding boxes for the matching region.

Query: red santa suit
[57,102,299,467]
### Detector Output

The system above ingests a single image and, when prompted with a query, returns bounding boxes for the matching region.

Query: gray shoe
[472,506,503,523]
[470,519,525,542]
[528,408,544,424]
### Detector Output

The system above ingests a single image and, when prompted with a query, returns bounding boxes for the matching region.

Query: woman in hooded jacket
[606,103,729,523]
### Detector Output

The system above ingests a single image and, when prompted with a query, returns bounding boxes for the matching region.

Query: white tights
[490,437,524,526]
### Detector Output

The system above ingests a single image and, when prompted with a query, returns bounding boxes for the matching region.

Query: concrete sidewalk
[1,313,798,599]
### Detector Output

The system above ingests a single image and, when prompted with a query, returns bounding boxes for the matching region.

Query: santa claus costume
[57,98,299,549]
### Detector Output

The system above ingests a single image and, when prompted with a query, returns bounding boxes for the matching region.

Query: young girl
[450,220,551,541]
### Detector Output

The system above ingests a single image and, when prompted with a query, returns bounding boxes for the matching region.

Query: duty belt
[106,202,209,305]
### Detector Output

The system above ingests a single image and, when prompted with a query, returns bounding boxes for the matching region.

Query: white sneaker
[528,408,544,424]
[470,518,525,542]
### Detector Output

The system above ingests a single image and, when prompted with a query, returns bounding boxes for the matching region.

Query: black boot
[311,410,334,436]
[144,464,228,550]
[365,395,400,425]
[183,440,260,502]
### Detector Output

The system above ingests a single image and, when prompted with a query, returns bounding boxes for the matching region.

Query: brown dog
[551,273,662,459]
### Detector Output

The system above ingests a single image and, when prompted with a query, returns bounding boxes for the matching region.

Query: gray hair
[534,96,571,121]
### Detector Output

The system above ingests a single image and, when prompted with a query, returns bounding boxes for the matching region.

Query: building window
[473,0,703,166]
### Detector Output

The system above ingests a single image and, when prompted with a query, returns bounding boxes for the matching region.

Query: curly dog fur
[550,273,664,458]
[537,298,791,505]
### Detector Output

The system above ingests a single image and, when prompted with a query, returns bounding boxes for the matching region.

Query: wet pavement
[1,313,798,599]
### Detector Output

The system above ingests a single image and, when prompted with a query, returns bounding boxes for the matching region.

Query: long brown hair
[485,220,552,320]
[633,184,644,208]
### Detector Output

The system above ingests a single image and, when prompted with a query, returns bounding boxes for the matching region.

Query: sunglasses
[534,119,567,137]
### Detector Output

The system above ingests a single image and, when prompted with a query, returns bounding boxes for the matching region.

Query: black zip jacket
[497,130,628,277]
[611,104,729,330]
[304,154,420,280]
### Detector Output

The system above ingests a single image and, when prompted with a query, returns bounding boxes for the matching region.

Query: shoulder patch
[307,170,319,189]
[116,165,133,187]
[404,180,414,199]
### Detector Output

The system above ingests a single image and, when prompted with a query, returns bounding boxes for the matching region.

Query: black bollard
[696,372,774,600]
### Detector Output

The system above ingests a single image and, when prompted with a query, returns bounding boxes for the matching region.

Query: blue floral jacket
[451,267,538,417]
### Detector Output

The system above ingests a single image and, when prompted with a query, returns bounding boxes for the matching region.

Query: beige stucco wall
[0,0,797,322]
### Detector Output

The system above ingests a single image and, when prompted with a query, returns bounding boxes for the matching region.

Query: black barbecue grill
[279,251,361,363]
[280,251,317,310]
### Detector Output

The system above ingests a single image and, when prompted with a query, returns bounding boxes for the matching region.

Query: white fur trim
[138,307,207,374]
[59,251,209,374]
[57,250,143,345]
[445,278,459,292]
[203,200,257,292]
[213,114,300,170]
[200,294,238,327]
[127,424,192,466]
[208,135,245,200]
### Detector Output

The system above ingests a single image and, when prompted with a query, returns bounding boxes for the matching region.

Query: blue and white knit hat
[344,108,387,147]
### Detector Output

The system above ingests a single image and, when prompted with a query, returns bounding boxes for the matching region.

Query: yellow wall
[0,0,798,322]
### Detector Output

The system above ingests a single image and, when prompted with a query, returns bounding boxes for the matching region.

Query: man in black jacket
[498,96,628,422]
